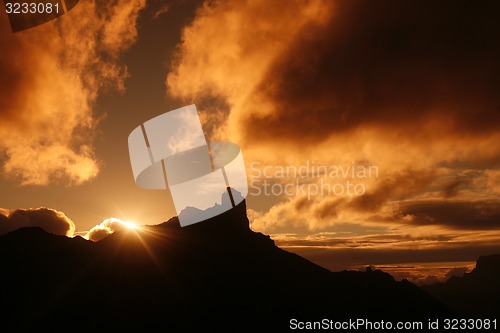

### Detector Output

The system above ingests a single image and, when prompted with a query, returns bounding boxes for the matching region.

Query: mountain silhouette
[423,254,500,318]
[178,187,244,225]
[0,201,454,331]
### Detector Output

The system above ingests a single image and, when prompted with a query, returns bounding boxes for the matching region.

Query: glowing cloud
[167,0,500,232]
[0,0,146,185]
[85,217,139,242]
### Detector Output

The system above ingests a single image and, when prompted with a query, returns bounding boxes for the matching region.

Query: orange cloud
[85,217,137,242]
[168,0,500,228]
[167,0,500,146]
[0,207,75,236]
[0,0,146,185]
[277,228,500,272]
[167,0,332,139]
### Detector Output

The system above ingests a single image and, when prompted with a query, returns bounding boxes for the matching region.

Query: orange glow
[120,220,139,230]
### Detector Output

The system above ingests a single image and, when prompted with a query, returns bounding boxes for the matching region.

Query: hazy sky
[1,0,499,283]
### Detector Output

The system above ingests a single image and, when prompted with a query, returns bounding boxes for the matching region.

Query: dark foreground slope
[423,254,500,319]
[0,201,452,331]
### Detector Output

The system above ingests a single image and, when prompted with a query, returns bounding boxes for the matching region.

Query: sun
[120,220,139,229]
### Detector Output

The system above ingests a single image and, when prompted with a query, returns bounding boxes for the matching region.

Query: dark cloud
[241,0,500,144]
[442,179,468,198]
[348,170,436,212]
[169,0,500,170]
[445,267,468,280]
[286,243,500,272]
[0,208,75,236]
[401,200,500,230]
[314,198,345,220]
[277,232,455,248]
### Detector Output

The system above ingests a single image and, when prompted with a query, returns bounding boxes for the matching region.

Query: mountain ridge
[0,201,456,331]
[422,254,500,318]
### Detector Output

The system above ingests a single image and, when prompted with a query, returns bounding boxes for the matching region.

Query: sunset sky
[1,0,499,284]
